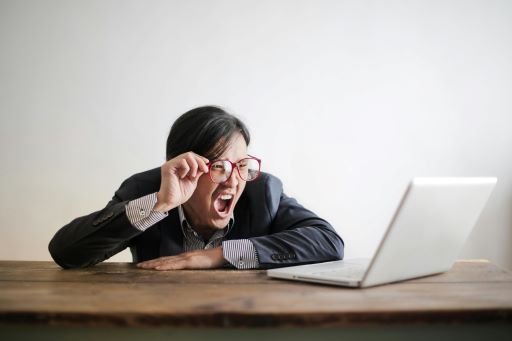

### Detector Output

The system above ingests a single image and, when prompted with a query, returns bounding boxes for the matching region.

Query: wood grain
[0,260,511,327]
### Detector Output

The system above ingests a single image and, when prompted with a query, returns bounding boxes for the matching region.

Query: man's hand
[153,152,209,213]
[136,247,227,270]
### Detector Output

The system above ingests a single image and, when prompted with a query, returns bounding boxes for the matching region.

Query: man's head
[167,106,254,235]
[166,106,250,161]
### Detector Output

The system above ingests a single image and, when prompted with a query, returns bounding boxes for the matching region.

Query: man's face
[183,133,248,232]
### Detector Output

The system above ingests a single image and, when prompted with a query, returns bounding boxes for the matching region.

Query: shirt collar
[178,205,234,241]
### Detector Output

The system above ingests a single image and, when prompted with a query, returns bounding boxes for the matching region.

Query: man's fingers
[137,256,172,268]
[186,153,210,177]
[175,153,209,179]
[137,255,187,270]
[155,259,187,271]
[183,154,199,178]
[198,156,209,173]
[137,261,157,269]
[136,249,223,271]
[175,159,190,179]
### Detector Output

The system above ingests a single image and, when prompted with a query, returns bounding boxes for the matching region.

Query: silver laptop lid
[361,177,497,287]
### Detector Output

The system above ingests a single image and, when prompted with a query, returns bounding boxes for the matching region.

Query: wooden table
[1,260,511,340]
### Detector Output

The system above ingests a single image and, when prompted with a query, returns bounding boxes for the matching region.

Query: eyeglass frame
[207,155,261,184]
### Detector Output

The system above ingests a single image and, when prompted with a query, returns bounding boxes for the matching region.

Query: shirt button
[238,261,244,267]
[139,210,146,217]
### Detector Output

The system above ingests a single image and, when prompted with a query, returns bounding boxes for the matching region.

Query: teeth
[220,194,233,200]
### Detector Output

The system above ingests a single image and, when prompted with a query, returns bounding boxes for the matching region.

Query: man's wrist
[153,200,171,213]
[222,240,259,269]
[154,193,176,213]
[126,193,168,231]
[213,247,228,267]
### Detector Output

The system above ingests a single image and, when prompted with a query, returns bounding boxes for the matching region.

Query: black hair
[166,106,250,161]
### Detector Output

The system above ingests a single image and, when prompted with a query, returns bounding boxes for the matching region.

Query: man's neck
[180,205,223,243]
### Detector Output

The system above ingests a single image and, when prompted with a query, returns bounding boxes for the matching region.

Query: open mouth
[213,193,234,216]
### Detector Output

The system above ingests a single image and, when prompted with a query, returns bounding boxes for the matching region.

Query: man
[49,106,344,270]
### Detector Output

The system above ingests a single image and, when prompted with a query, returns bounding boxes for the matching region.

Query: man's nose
[224,168,240,187]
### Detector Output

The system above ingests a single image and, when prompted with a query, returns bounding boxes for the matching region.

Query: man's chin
[210,217,231,229]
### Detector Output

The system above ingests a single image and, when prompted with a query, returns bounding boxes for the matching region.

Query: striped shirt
[125,193,259,269]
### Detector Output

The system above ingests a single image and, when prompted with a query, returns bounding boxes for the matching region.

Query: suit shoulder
[129,167,161,184]
[247,172,283,192]
[115,167,161,201]
[243,172,283,215]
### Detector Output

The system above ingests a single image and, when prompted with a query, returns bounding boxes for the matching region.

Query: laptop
[267,177,497,288]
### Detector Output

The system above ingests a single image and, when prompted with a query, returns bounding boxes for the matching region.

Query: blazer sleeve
[248,175,345,269]
[48,176,144,269]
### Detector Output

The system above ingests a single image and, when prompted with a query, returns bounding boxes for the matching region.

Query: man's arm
[248,175,344,269]
[49,152,210,270]
[48,176,145,269]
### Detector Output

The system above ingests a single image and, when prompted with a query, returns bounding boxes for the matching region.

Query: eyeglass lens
[209,158,260,183]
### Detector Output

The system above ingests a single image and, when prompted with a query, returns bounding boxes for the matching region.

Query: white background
[1,0,511,270]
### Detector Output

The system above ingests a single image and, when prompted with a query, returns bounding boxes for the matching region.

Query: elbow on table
[48,237,89,269]
[330,233,345,261]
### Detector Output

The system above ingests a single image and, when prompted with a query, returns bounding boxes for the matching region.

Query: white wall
[1,0,511,269]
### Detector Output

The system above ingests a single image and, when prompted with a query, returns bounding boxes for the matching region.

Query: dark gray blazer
[49,168,344,269]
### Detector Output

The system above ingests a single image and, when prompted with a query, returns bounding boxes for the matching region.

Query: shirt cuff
[125,193,168,231]
[222,239,260,269]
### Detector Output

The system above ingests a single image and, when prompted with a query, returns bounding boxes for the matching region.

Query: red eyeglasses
[208,155,261,184]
